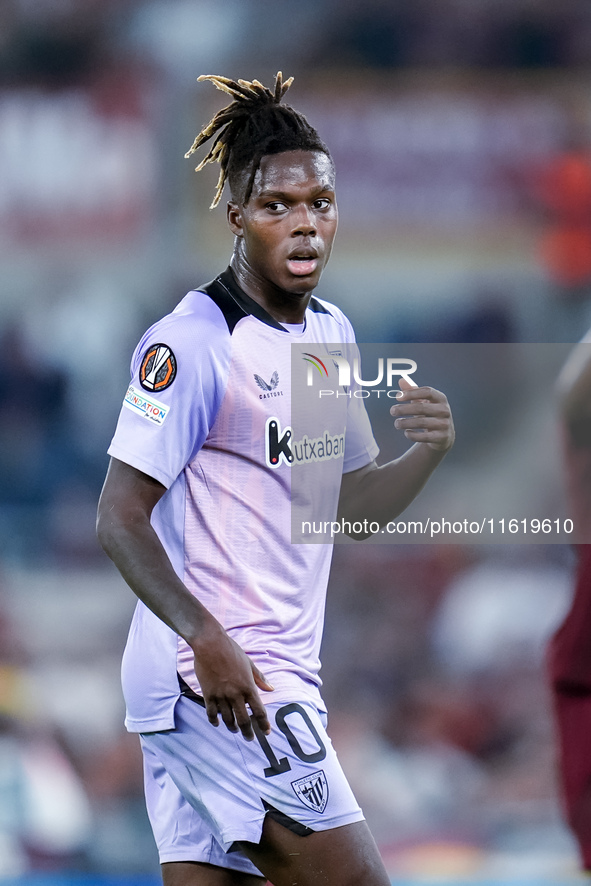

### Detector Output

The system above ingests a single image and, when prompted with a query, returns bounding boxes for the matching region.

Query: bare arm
[338,378,454,536]
[96,457,272,739]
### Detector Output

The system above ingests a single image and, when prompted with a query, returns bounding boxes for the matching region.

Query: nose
[291,205,316,237]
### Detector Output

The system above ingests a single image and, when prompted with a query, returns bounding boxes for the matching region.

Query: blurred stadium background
[1,0,591,883]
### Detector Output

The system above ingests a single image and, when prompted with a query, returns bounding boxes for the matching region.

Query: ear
[227,201,244,237]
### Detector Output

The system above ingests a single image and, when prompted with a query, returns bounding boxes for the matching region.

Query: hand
[192,621,273,741]
[389,377,455,452]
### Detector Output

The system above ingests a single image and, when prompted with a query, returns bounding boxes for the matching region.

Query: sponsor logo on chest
[265,417,345,469]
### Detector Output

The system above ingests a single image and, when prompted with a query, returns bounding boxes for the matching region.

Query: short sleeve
[107,291,231,487]
[343,342,380,473]
[330,310,380,474]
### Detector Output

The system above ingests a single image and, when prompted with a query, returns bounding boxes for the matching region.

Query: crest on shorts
[291,770,328,814]
[140,343,177,392]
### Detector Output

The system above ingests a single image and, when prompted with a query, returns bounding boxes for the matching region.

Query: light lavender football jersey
[108,268,378,732]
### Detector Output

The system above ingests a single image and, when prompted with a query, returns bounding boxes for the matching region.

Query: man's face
[227,150,338,295]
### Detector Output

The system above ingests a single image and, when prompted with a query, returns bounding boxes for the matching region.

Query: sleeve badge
[139,343,177,392]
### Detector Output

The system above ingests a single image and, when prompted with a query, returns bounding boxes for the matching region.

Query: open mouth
[287,254,319,276]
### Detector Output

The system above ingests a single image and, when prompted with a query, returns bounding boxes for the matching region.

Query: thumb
[397,376,418,399]
[251,662,274,692]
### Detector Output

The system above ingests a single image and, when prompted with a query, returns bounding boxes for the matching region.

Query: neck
[230,246,311,325]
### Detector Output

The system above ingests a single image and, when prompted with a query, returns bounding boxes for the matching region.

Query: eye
[313,198,332,210]
[266,201,287,212]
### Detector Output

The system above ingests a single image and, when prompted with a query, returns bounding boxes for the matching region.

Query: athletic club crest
[291,770,328,814]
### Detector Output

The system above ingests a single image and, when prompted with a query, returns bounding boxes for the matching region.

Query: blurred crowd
[0,546,576,878]
[2,0,591,84]
[324,545,575,879]
[1,0,591,879]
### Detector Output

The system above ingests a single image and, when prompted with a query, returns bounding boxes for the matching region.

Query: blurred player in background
[549,336,591,871]
[97,73,454,886]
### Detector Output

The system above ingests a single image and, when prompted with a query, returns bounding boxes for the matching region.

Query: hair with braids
[185,72,332,209]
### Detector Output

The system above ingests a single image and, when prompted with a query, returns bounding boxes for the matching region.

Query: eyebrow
[257,183,335,199]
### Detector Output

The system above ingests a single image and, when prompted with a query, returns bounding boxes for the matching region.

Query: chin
[284,275,320,295]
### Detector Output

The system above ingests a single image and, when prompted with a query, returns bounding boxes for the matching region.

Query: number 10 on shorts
[252,702,327,777]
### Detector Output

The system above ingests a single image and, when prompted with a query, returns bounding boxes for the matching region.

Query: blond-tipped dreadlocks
[185,72,331,209]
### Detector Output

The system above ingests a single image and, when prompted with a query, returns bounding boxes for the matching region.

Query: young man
[97,73,454,886]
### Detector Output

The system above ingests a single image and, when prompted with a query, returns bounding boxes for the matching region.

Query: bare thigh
[162,861,266,886]
[239,817,390,886]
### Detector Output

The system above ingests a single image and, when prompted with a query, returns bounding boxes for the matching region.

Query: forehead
[251,150,335,197]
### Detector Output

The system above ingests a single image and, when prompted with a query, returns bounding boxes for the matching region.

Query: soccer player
[97,73,454,886]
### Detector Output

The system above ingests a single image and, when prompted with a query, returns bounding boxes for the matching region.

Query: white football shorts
[140,688,364,874]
